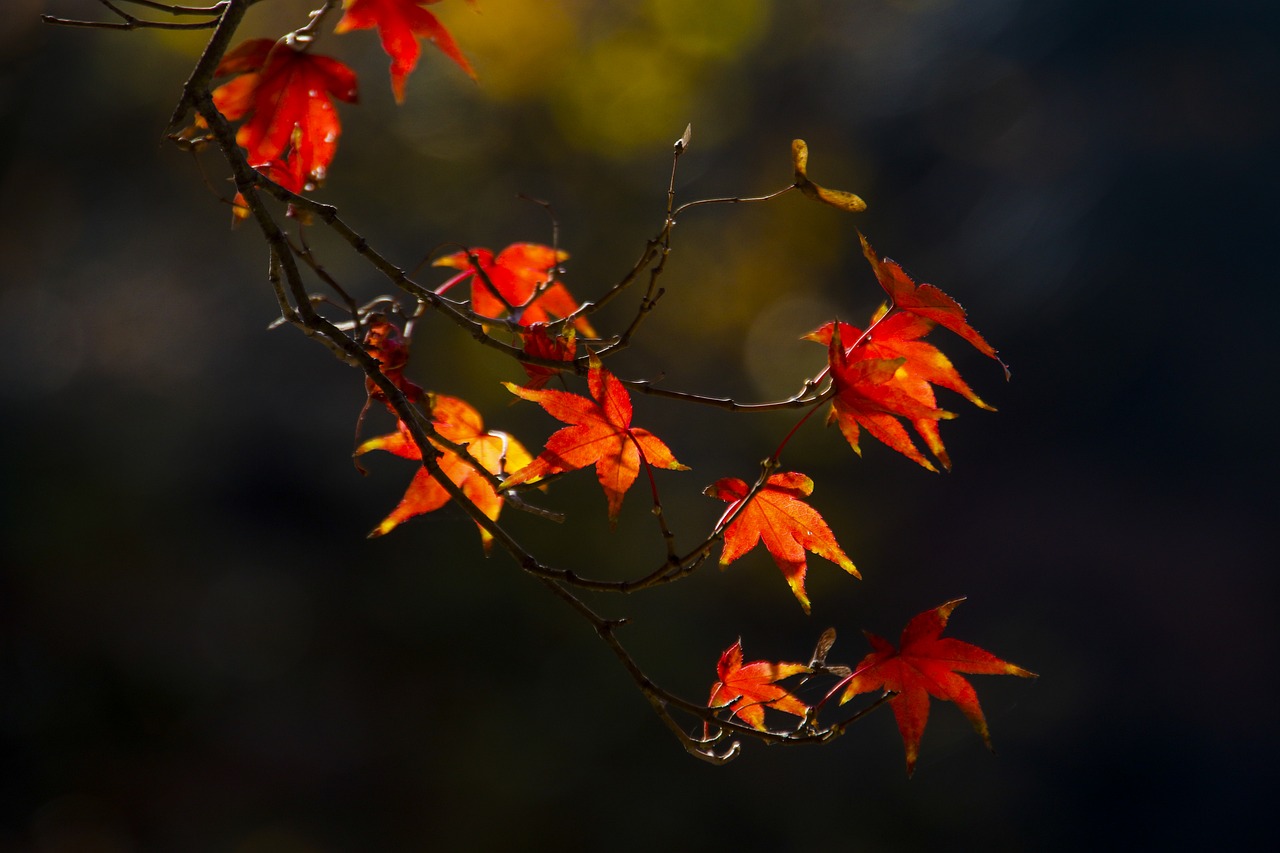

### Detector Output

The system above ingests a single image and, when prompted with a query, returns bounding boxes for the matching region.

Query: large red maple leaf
[705,472,859,613]
[807,310,993,471]
[707,639,810,732]
[839,598,1036,776]
[356,394,531,551]
[435,243,596,335]
[500,353,687,522]
[210,38,358,208]
[335,0,476,102]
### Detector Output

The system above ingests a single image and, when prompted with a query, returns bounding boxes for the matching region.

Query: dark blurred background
[3,1,1276,850]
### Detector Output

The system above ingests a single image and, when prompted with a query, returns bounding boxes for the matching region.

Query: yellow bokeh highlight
[436,0,581,101]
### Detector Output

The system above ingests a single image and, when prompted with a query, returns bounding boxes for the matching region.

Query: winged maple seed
[707,639,810,732]
[791,139,867,213]
[336,0,477,102]
[840,598,1036,776]
[705,472,858,614]
[202,38,359,218]
[500,353,688,523]
[355,394,531,551]
[434,244,596,335]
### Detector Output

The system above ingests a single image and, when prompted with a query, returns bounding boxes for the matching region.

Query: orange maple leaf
[435,243,596,335]
[840,598,1036,776]
[335,0,476,102]
[356,394,531,551]
[807,311,993,472]
[500,353,687,522]
[859,233,1006,376]
[708,639,811,732]
[210,38,358,214]
[705,472,859,614]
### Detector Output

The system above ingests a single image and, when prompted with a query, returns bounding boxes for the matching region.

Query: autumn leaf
[839,598,1036,776]
[707,639,810,732]
[859,233,1007,377]
[705,472,859,614]
[362,314,425,408]
[500,353,687,523]
[435,243,596,335]
[207,38,359,217]
[518,324,576,390]
[807,311,993,471]
[356,394,531,551]
[335,0,477,103]
[791,139,867,213]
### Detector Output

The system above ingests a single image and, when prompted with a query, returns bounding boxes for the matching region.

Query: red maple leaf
[705,472,859,613]
[434,243,596,335]
[839,598,1036,776]
[518,324,576,390]
[859,233,1006,375]
[335,0,476,102]
[208,38,358,216]
[500,353,687,522]
[362,315,425,408]
[355,394,531,551]
[807,310,993,471]
[707,639,810,731]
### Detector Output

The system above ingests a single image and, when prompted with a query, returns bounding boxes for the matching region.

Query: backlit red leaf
[209,38,358,216]
[705,472,859,613]
[435,243,596,335]
[501,353,687,522]
[839,598,1036,776]
[336,0,477,102]
[859,233,1005,374]
[519,324,576,390]
[807,310,993,471]
[707,639,810,731]
[356,394,531,551]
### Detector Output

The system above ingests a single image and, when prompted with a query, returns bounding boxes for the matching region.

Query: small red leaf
[707,639,810,731]
[336,0,477,102]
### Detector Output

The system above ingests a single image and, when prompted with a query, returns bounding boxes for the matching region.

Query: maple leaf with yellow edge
[335,0,476,103]
[840,598,1036,776]
[707,639,810,732]
[435,243,596,335]
[500,353,687,523]
[705,472,859,614]
[807,311,993,472]
[355,394,531,551]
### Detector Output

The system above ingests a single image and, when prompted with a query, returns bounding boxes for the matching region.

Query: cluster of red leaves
[707,601,1034,774]
[806,233,1003,471]
[435,244,597,335]
[207,38,358,216]
[203,1,473,214]
[336,0,477,102]
[706,472,858,613]
[839,599,1036,775]
[356,394,532,551]
[500,353,687,522]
